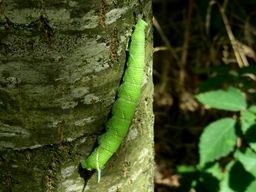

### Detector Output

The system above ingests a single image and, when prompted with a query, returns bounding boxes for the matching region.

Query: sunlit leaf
[176,165,198,192]
[177,165,196,173]
[195,87,246,111]
[234,148,256,177]
[204,162,222,180]
[248,105,256,114]
[220,161,254,192]
[240,111,256,151]
[245,180,256,192]
[199,118,236,165]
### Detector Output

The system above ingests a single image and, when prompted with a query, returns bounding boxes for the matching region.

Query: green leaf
[199,118,236,165]
[220,160,255,192]
[240,110,256,151]
[245,180,256,192]
[219,161,236,192]
[192,64,231,75]
[203,162,222,180]
[197,162,222,180]
[198,172,219,192]
[234,148,256,177]
[248,105,256,114]
[176,165,198,192]
[177,165,197,173]
[238,66,256,76]
[198,74,236,93]
[211,64,232,73]
[195,87,247,111]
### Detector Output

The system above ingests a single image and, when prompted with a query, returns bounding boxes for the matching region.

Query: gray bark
[0,0,153,191]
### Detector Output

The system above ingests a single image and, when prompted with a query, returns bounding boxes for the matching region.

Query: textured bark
[0,0,153,191]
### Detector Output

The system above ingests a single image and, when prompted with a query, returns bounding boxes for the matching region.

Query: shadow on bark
[78,164,96,191]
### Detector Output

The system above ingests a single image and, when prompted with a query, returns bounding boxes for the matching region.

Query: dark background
[152,0,256,191]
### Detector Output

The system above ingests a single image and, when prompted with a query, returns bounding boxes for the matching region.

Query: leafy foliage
[199,118,236,165]
[195,87,247,111]
[152,0,256,191]
[177,86,256,191]
[220,161,255,192]
[197,65,256,93]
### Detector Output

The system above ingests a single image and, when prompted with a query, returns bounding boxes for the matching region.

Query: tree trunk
[0,0,153,191]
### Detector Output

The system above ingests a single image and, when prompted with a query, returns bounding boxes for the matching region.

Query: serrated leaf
[234,148,256,176]
[240,111,256,151]
[199,118,236,165]
[195,87,247,111]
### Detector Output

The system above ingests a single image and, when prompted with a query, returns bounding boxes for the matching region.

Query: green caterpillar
[81,19,147,182]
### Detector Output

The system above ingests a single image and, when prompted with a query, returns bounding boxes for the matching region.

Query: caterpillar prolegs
[81,19,148,182]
